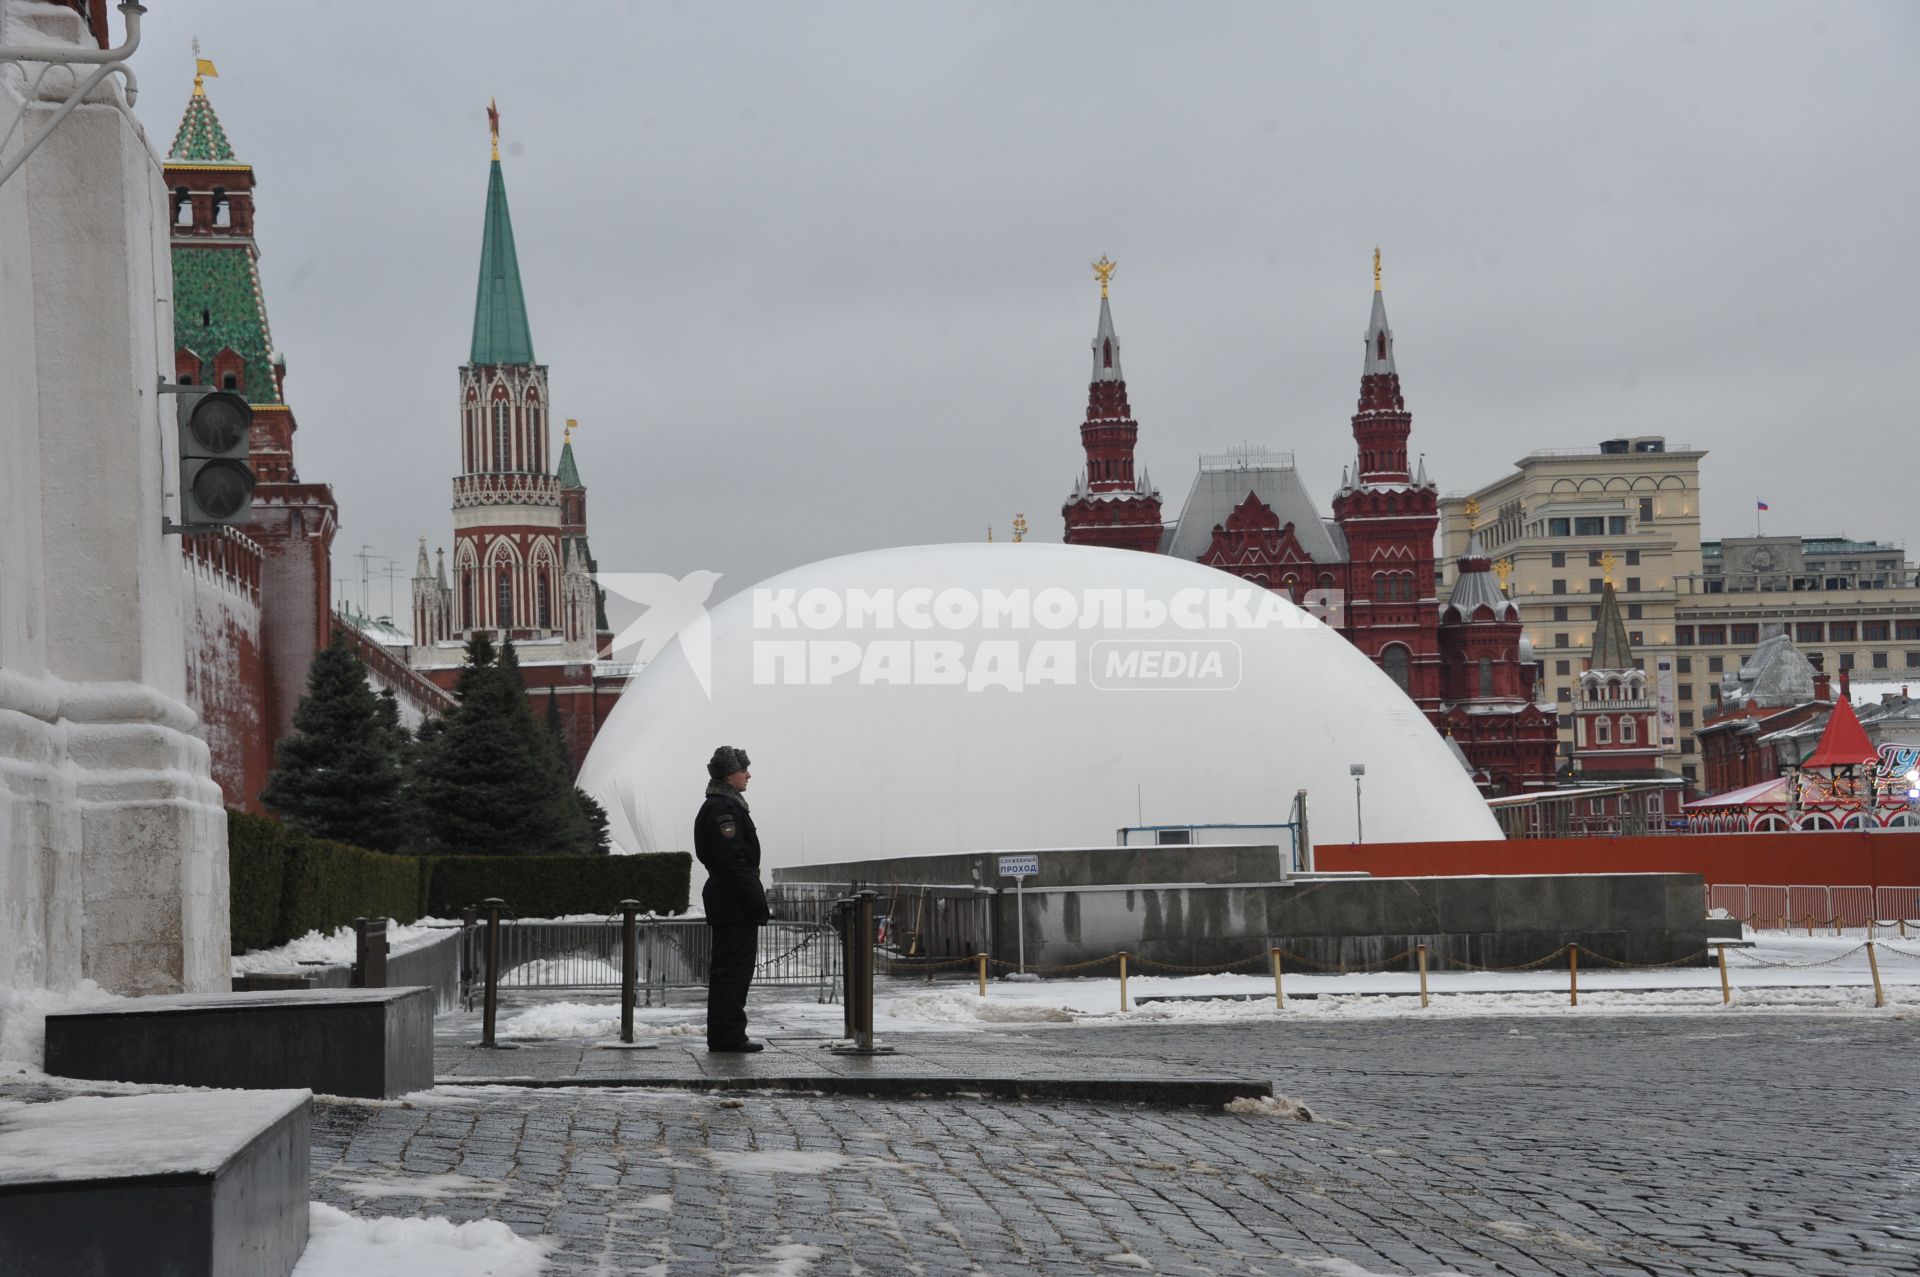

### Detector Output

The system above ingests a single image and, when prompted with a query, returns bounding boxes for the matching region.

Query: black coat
[695,786,770,926]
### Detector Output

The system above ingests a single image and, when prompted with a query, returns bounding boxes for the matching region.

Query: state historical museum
[1062,255,1557,795]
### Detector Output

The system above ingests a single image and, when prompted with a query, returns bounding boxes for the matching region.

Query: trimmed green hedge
[279,833,423,940]
[425,853,691,919]
[227,811,691,953]
[227,812,290,954]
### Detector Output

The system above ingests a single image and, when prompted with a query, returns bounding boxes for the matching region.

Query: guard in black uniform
[694,745,769,1052]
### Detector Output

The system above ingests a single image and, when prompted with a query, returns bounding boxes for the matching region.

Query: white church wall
[0,0,82,994]
[0,0,229,995]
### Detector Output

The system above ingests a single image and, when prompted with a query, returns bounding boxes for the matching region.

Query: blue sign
[997,854,1039,879]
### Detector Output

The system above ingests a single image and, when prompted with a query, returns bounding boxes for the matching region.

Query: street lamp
[1350,763,1366,844]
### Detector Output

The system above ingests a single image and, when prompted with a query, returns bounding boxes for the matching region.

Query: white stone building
[1,0,229,996]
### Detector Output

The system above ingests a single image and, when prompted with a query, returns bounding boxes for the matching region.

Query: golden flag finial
[488,98,501,161]
[1373,247,1382,292]
[1092,255,1116,299]
[192,38,217,96]
[564,417,577,445]
[1012,513,1028,544]
[1600,551,1618,587]
[1493,558,1514,592]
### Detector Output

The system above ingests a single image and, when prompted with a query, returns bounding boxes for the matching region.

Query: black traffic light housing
[169,386,255,530]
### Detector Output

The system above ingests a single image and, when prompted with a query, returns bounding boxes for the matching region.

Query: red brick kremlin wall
[181,529,268,812]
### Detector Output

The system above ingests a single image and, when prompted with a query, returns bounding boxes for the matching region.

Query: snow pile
[233,920,460,974]
[495,1001,701,1040]
[0,980,121,1073]
[884,989,1076,1024]
[1225,1094,1315,1121]
[293,1203,553,1277]
[502,957,624,986]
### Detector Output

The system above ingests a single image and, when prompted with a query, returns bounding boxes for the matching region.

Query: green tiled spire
[470,158,535,365]
[173,247,278,406]
[556,437,581,487]
[168,86,236,163]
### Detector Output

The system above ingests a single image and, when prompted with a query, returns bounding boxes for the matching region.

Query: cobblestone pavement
[306,1013,1919,1276]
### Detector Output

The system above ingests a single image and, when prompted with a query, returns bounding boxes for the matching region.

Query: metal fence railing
[459,916,840,1009]
[771,882,992,964]
[1708,884,1920,933]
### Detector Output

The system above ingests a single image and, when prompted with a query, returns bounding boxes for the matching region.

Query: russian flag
[1756,500,1770,511]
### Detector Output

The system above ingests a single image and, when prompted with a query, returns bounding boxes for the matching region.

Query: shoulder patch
[716,814,739,839]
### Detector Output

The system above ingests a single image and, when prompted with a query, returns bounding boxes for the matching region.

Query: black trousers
[707,922,759,1045]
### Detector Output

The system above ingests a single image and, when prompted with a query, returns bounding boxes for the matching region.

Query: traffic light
[176,389,255,527]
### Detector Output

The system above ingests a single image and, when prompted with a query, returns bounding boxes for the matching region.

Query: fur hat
[707,745,751,779]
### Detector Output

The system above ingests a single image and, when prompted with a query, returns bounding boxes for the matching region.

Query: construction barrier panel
[1319,830,1920,888]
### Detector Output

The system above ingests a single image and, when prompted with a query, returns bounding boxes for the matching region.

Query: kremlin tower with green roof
[408,104,619,774]
[165,58,340,811]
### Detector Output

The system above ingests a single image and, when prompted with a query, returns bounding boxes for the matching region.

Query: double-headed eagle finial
[1092,255,1116,299]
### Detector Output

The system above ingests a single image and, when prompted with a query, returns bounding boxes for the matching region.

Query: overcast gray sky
[132,1,1920,620]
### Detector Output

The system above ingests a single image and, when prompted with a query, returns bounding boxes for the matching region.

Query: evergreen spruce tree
[414,635,572,855]
[574,787,611,855]
[408,635,614,856]
[400,712,446,854]
[544,687,611,855]
[260,629,408,851]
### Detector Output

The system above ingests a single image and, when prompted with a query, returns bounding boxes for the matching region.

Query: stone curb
[431,1074,1271,1107]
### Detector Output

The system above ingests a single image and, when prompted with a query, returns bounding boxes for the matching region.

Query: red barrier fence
[1707,884,1920,932]
[1316,830,1920,889]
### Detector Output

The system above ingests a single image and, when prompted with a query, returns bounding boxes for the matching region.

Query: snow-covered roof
[1847,680,1916,707]
[1163,462,1341,564]
[580,543,1501,893]
[1719,631,1816,707]
[1685,776,1789,809]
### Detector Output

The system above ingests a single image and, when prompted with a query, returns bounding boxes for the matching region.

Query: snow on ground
[735,1241,824,1277]
[705,1149,858,1175]
[1226,1095,1316,1121]
[324,1171,509,1201]
[293,1203,554,1277]
[494,1000,701,1040]
[1293,1259,1472,1277]
[233,920,462,975]
[507,931,1920,1041]
[503,957,626,987]
[0,980,121,1073]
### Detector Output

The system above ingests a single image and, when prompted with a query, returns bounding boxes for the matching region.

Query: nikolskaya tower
[408,103,622,771]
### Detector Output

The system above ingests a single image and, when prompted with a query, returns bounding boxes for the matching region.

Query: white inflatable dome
[580,543,1499,890]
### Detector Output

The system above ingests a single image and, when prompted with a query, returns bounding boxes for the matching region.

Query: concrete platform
[45,987,434,1099]
[0,1089,310,1277]
[437,1031,1270,1107]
